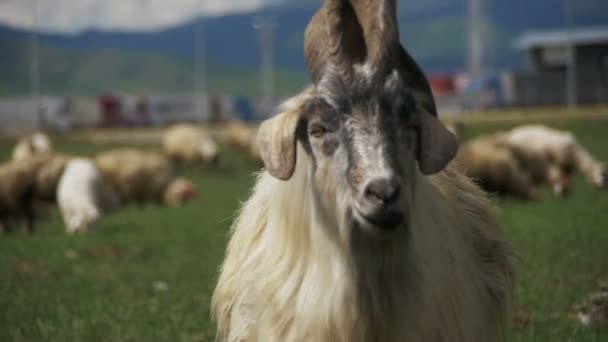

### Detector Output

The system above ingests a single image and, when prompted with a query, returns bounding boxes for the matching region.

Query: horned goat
[212,1,514,341]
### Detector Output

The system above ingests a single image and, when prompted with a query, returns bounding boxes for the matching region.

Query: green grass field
[1,116,608,341]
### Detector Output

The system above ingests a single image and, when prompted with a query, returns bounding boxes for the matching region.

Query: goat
[212,1,513,341]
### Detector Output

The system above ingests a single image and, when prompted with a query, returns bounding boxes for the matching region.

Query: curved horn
[351,0,400,73]
[304,0,365,82]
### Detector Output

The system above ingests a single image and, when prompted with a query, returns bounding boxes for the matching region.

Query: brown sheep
[455,135,539,201]
[95,149,196,207]
[221,120,261,161]
[0,154,69,233]
[11,132,54,162]
[162,124,219,166]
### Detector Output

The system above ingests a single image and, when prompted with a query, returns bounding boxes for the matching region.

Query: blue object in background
[234,95,256,122]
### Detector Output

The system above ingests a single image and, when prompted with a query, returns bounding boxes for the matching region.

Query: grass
[1,115,608,341]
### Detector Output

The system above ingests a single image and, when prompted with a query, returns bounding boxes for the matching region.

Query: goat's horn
[325,0,352,78]
[305,0,365,82]
[351,0,400,73]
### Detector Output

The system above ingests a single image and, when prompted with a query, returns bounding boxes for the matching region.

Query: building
[513,27,608,106]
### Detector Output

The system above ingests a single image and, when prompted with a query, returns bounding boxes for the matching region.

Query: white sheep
[11,132,53,162]
[57,158,120,234]
[504,124,606,189]
[162,124,219,166]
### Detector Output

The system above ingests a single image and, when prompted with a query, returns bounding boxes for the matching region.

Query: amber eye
[309,124,327,138]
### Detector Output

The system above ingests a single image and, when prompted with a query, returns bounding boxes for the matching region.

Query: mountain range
[1,0,607,96]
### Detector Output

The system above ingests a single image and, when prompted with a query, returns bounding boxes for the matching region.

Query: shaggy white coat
[212,146,513,342]
[57,158,117,234]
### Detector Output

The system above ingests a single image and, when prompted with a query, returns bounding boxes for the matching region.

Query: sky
[0,0,279,33]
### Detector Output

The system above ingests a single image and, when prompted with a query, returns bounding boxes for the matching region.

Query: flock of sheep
[452,123,607,200]
[2,0,606,339]
[0,121,261,235]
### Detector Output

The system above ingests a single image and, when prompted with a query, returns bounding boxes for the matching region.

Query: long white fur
[212,145,513,341]
[57,158,117,234]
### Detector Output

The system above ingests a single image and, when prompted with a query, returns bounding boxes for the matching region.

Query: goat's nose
[364,178,401,207]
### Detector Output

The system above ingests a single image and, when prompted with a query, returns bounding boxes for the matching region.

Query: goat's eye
[309,124,327,138]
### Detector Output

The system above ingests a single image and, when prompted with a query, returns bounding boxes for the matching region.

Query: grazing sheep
[95,149,196,207]
[162,124,219,166]
[504,125,606,189]
[11,132,53,162]
[455,135,539,200]
[57,158,120,234]
[164,177,198,207]
[221,120,261,161]
[0,160,37,233]
[212,1,514,341]
[0,154,69,233]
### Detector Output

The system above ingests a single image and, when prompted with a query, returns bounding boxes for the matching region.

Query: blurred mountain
[1,0,607,95]
[0,34,306,96]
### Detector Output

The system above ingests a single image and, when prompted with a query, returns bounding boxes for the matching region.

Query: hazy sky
[0,0,276,33]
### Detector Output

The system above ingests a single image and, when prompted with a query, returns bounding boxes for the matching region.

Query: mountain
[0,34,306,97]
[1,0,607,95]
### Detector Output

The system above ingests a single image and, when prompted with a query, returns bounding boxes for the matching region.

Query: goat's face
[257,70,458,237]
[305,72,419,235]
[256,0,458,238]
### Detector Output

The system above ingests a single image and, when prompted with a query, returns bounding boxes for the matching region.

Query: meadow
[1,113,608,341]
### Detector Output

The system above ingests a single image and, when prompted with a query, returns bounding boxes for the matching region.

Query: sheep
[94,149,196,207]
[0,154,69,233]
[57,158,120,234]
[221,120,261,161]
[212,1,514,341]
[0,160,37,233]
[11,132,53,162]
[163,177,198,207]
[454,134,540,200]
[162,124,219,166]
[504,125,606,190]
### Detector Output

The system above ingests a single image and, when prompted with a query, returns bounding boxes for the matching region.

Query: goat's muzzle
[354,176,405,234]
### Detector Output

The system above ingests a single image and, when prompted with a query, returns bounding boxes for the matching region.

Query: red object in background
[99,95,123,127]
[428,75,456,96]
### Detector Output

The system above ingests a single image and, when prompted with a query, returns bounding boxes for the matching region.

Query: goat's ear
[417,113,459,175]
[256,108,302,180]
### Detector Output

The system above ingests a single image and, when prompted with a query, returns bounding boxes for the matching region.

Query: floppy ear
[417,113,459,175]
[256,108,302,180]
